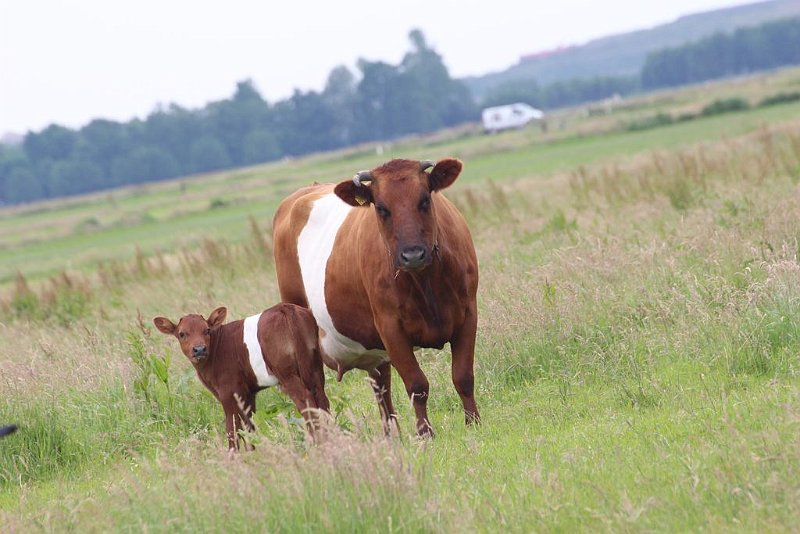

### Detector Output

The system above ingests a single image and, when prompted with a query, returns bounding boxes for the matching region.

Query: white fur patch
[297,194,388,366]
[243,313,280,387]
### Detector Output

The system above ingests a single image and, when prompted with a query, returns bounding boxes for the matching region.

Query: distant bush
[74,216,102,234]
[675,112,698,123]
[622,96,752,133]
[625,112,674,131]
[758,92,800,107]
[209,197,229,209]
[701,97,749,117]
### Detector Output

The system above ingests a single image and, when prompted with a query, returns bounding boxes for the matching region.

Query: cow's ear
[428,158,463,192]
[207,307,227,328]
[334,180,373,207]
[153,317,177,336]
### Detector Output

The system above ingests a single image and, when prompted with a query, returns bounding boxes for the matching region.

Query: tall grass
[2,108,800,530]
[2,216,275,325]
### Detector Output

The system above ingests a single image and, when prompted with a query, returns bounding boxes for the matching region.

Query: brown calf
[153,303,329,450]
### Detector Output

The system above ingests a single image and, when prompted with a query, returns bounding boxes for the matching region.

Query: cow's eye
[376,205,391,219]
[419,196,431,212]
[178,331,186,339]
[205,328,211,336]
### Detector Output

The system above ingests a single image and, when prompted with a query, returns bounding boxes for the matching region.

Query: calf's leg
[221,397,242,451]
[222,393,256,451]
[279,375,322,431]
[310,348,331,412]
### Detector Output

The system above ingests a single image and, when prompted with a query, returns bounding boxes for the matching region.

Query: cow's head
[334,158,462,272]
[153,307,227,364]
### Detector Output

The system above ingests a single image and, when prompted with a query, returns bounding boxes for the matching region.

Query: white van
[481,103,544,133]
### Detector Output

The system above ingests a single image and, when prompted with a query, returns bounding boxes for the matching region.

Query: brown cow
[273,158,479,437]
[153,303,329,450]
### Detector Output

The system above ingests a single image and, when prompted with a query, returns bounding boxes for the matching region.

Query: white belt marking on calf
[243,313,280,387]
[297,194,388,365]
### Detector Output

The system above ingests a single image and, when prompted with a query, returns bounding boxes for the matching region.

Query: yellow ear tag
[355,195,367,205]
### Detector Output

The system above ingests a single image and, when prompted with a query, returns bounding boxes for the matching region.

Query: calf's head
[334,158,462,272]
[153,307,227,364]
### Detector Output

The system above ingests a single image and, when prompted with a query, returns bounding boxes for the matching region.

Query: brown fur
[273,158,479,437]
[154,303,329,450]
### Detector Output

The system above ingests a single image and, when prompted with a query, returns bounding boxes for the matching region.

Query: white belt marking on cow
[243,313,280,387]
[297,194,389,366]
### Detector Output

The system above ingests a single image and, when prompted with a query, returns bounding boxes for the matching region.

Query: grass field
[2,68,800,531]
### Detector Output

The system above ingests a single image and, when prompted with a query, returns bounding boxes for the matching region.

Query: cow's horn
[420,160,434,172]
[353,170,373,187]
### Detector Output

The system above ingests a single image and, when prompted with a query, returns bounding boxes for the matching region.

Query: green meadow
[2,68,800,531]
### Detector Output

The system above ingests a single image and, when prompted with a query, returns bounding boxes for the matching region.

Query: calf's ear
[207,306,227,328]
[428,158,463,192]
[334,180,373,207]
[153,317,176,335]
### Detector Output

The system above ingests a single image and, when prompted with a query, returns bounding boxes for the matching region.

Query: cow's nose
[399,246,427,268]
[192,345,208,358]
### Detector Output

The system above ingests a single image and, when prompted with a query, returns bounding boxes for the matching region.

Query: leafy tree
[142,105,201,174]
[207,80,271,166]
[48,157,104,196]
[274,89,339,155]
[189,136,231,173]
[323,66,357,146]
[4,167,43,204]
[23,125,77,162]
[399,29,475,132]
[353,59,398,142]
[111,146,180,184]
[80,119,132,180]
[242,129,281,165]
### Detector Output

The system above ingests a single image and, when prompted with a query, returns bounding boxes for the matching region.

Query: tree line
[481,17,800,112]
[642,17,800,89]
[0,30,475,204]
[4,19,800,205]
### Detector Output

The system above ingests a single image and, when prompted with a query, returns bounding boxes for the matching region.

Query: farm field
[2,68,800,531]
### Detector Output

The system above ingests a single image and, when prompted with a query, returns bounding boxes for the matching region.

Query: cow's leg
[368,361,399,436]
[450,306,480,425]
[378,326,433,437]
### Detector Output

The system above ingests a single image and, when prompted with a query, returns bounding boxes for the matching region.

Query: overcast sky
[1,0,755,134]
